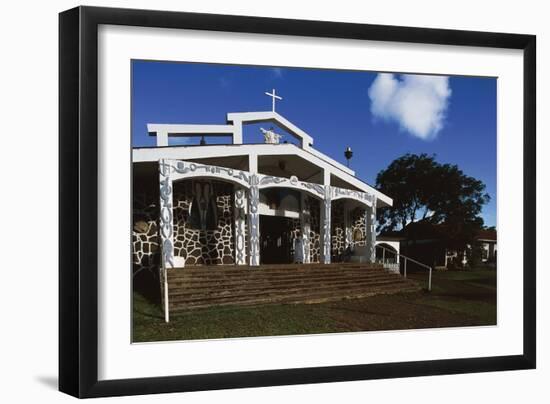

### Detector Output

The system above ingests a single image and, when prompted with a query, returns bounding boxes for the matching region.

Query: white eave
[143,110,392,207]
[132,143,393,207]
[226,111,355,177]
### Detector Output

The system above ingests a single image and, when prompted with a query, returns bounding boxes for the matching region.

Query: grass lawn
[132,269,496,342]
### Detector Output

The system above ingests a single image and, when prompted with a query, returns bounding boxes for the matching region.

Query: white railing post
[162,265,169,323]
[377,244,433,291]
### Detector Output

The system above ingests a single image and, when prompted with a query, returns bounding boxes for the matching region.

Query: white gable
[226,111,314,149]
[143,110,393,207]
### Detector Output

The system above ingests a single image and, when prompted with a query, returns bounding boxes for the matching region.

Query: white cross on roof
[264,88,282,112]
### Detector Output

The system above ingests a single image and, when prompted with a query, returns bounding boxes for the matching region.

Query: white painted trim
[148,111,354,175]
[306,146,354,176]
[258,177,326,201]
[375,240,401,254]
[331,187,373,208]
[147,123,236,135]
[227,110,314,148]
[229,110,354,175]
[147,124,237,146]
[258,205,300,218]
[170,169,251,189]
[249,152,258,174]
[323,169,330,186]
[133,144,393,207]
[167,159,252,189]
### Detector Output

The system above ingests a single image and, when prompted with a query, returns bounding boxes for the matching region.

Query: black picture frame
[59,5,536,398]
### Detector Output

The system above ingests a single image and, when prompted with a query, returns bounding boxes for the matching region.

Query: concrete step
[167,271,400,288]
[167,267,386,280]
[170,283,421,311]
[170,273,401,291]
[179,263,382,270]
[169,278,418,304]
[165,263,418,311]
[168,263,384,275]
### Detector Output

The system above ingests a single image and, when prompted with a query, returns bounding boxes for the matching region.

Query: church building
[132,90,393,275]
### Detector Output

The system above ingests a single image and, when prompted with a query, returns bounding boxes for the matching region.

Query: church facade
[132,103,393,275]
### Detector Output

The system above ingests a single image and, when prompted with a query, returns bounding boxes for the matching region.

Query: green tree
[375,153,490,239]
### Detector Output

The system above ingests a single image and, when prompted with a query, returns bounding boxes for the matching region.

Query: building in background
[386,222,497,270]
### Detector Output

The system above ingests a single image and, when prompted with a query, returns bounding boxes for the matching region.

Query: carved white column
[344,201,352,249]
[365,197,377,263]
[248,174,260,266]
[320,185,332,264]
[300,193,311,264]
[159,159,174,323]
[159,159,175,269]
[234,187,248,265]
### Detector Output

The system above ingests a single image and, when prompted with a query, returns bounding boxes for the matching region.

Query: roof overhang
[132,143,393,207]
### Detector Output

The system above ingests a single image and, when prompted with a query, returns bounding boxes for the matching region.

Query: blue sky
[132,60,497,227]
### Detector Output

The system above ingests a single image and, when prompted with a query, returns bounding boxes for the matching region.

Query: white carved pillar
[344,201,352,249]
[300,193,311,264]
[320,185,332,264]
[234,187,248,265]
[159,159,175,269]
[159,159,174,323]
[365,197,377,263]
[248,174,260,266]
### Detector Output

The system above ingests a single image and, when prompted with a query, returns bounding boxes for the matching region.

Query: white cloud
[368,73,452,140]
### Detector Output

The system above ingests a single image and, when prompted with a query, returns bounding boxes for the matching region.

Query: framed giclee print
[59,6,536,398]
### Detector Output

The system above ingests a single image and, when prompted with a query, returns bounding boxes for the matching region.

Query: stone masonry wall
[131,177,362,269]
[172,180,235,265]
[132,179,236,272]
[350,207,367,248]
[307,196,321,263]
[288,217,301,261]
[331,199,346,258]
[132,192,160,276]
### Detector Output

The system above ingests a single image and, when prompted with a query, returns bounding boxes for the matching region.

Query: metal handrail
[375,244,432,291]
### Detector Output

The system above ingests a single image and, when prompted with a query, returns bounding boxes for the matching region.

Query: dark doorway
[260,215,294,264]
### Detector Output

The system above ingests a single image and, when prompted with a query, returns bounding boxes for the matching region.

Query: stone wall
[131,175,365,269]
[132,179,236,272]
[329,203,368,258]
[288,217,301,261]
[331,200,346,258]
[172,180,235,265]
[132,191,160,276]
[307,196,321,263]
[350,207,367,247]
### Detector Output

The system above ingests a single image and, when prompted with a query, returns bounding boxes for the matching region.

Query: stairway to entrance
[166,263,421,312]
